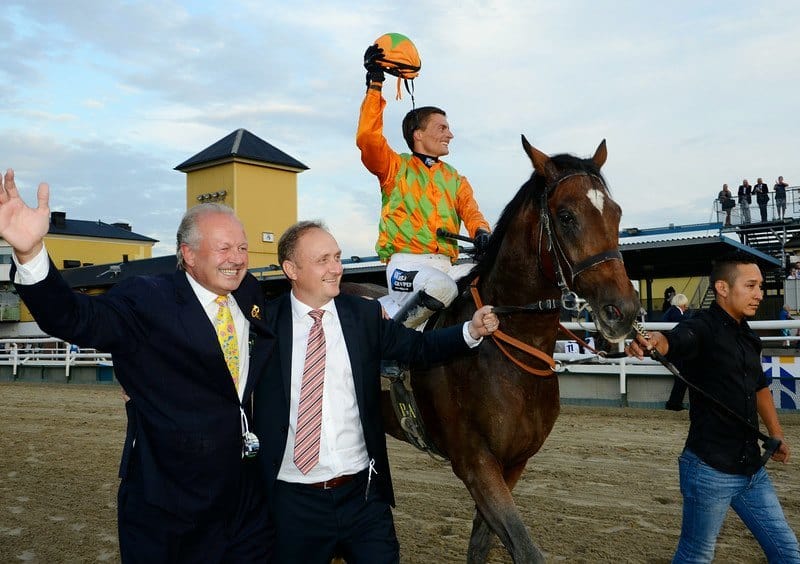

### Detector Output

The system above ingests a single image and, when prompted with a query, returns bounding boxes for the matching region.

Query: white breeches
[379,253,474,318]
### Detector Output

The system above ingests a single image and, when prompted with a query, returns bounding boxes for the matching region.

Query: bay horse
[380,136,641,562]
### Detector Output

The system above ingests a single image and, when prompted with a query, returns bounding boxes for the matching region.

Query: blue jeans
[673,449,800,563]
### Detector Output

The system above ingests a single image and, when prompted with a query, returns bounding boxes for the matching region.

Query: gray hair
[671,293,689,308]
[277,220,327,267]
[175,203,238,270]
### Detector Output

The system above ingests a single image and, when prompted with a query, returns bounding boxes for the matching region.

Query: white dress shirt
[277,292,370,483]
[184,275,250,401]
[276,292,483,484]
[13,245,251,401]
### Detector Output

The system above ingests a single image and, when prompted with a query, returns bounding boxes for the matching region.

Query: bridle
[537,172,622,309]
[471,171,624,376]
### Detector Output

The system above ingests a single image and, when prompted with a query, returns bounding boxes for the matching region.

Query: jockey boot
[393,289,446,329]
[381,290,447,381]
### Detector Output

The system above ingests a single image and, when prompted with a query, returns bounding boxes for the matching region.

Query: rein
[470,281,557,376]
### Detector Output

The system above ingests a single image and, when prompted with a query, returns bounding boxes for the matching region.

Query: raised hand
[0,169,51,262]
[363,44,385,86]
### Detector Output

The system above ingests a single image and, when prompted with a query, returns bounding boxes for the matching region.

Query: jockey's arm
[356,88,399,188]
[455,175,491,236]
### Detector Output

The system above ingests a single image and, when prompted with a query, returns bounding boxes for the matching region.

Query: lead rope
[633,321,781,466]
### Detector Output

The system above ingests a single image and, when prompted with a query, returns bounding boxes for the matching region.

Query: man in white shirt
[253,220,498,563]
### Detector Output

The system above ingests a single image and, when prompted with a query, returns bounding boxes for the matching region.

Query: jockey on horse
[356,33,491,330]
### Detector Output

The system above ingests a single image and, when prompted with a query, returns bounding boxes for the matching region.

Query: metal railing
[0,337,112,379]
[714,185,799,226]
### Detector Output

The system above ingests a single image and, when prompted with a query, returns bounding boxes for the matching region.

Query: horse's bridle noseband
[539,172,623,312]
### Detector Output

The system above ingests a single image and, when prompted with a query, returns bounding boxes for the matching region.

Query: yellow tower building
[174,129,308,269]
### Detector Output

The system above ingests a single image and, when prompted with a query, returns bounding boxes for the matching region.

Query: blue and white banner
[762,355,800,409]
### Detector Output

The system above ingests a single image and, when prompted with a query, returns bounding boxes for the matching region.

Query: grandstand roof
[58,222,782,291]
[618,223,780,279]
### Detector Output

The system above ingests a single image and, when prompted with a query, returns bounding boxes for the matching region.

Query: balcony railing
[714,185,799,226]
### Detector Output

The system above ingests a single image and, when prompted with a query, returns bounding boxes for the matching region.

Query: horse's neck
[481,216,560,307]
[478,231,562,351]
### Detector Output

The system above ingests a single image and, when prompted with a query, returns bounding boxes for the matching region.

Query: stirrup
[381,360,407,381]
[388,375,448,461]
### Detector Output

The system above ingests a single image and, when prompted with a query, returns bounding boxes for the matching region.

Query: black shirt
[665,302,767,475]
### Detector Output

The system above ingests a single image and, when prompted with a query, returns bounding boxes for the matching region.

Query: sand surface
[2,382,799,563]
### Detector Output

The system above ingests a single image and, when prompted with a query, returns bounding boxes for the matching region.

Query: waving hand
[0,169,50,263]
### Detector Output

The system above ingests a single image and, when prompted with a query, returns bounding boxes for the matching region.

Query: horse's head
[522,135,640,342]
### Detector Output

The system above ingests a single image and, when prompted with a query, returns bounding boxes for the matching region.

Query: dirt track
[2,382,799,563]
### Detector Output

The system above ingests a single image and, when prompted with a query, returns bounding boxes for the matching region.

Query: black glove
[364,44,385,86]
[473,229,491,259]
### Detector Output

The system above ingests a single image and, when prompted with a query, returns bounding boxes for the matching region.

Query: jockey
[356,38,491,329]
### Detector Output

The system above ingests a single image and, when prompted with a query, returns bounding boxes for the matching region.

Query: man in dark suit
[0,169,275,562]
[738,179,752,224]
[663,293,689,411]
[253,220,498,563]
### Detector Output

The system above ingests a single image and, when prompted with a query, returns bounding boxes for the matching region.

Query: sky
[1,1,799,258]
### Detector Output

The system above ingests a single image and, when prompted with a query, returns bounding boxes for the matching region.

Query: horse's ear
[521,135,557,181]
[592,139,608,169]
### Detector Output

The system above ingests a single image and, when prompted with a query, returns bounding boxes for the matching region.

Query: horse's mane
[456,152,606,295]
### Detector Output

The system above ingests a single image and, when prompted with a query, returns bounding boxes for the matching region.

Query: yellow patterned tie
[214,296,239,390]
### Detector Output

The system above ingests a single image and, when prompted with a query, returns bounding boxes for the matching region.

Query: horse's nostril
[603,304,623,321]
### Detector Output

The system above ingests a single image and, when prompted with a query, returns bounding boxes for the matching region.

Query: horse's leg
[466,462,531,563]
[457,455,543,564]
[467,508,496,563]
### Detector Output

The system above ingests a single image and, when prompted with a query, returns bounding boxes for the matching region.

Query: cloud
[1,0,799,265]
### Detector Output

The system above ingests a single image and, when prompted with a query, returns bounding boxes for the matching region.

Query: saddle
[382,310,448,460]
[339,282,447,459]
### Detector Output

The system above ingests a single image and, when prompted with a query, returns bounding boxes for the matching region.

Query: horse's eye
[557,211,575,226]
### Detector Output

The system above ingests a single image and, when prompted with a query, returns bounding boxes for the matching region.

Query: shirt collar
[710,300,749,330]
[413,152,439,168]
[185,271,229,308]
[289,291,335,321]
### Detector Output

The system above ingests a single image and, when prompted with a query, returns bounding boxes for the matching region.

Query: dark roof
[59,254,385,293]
[61,255,178,288]
[59,223,783,293]
[174,128,308,172]
[48,214,157,243]
[619,223,780,279]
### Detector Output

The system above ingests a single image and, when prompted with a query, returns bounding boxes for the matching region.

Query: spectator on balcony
[718,183,734,226]
[775,176,789,221]
[738,179,752,224]
[754,178,770,222]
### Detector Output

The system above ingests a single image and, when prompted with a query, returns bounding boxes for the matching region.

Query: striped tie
[294,309,326,474]
[214,296,239,391]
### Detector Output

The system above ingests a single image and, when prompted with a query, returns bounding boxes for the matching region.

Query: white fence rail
[4,320,800,392]
[0,337,112,379]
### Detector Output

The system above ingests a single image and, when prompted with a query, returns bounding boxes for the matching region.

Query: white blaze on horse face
[587,187,605,214]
